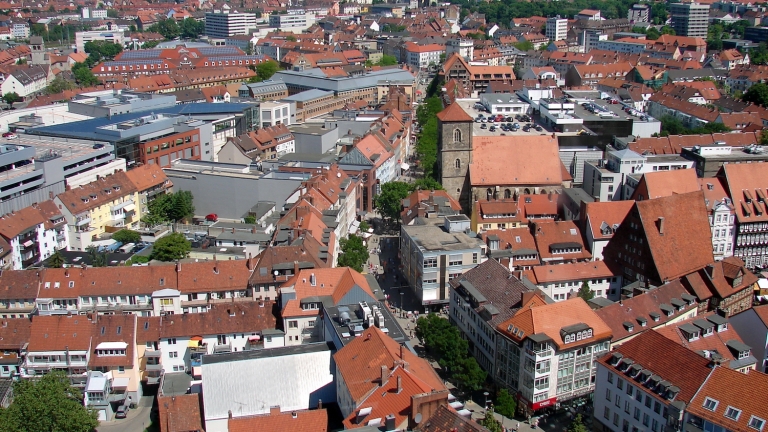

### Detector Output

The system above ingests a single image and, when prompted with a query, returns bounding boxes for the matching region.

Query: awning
[22,240,33,248]
[401,163,410,170]
[190,336,203,342]
[123,203,136,212]
[248,335,261,341]
[349,220,360,235]
[112,378,130,388]
[95,342,128,350]
[188,340,201,348]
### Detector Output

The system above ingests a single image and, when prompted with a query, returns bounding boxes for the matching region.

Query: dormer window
[749,416,765,431]
[703,397,718,412]
[725,406,742,421]
[739,350,751,359]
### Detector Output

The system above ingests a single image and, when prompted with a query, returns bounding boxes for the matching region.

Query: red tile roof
[594,280,697,343]
[89,314,136,368]
[28,314,92,352]
[469,136,562,187]
[531,260,616,284]
[633,168,700,200]
[158,394,204,432]
[0,317,31,351]
[159,302,278,339]
[497,297,612,350]
[687,367,768,432]
[598,330,712,405]
[228,409,328,432]
[532,220,591,262]
[722,162,768,223]
[436,102,473,122]
[583,201,634,241]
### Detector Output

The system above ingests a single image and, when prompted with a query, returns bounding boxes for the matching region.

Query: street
[96,396,155,432]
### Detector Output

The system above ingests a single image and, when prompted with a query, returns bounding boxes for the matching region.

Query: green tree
[149,18,180,40]
[244,215,257,224]
[16,58,26,65]
[577,280,594,301]
[86,246,108,267]
[479,409,503,432]
[168,190,194,222]
[660,25,676,36]
[107,8,119,18]
[337,235,369,272]
[150,232,191,261]
[651,2,668,25]
[45,77,75,94]
[286,35,297,42]
[659,114,686,136]
[0,371,98,432]
[143,40,160,49]
[569,414,590,432]
[412,178,443,191]
[743,83,768,108]
[359,220,370,232]
[374,181,412,223]
[255,60,279,81]
[2,92,20,109]
[71,62,100,87]
[645,27,661,40]
[495,388,517,419]
[47,249,66,268]
[112,229,142,244]
[377,54,398,66]
[454,356,486,391]
[180,17,205,39]
[514,40,534,51]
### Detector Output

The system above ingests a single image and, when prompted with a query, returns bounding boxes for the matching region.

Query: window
[608,372,614,383]
[654,401,661,414]
[703,397,719,411]
[453,129,462,142]
[642,413,650,427]
[624,400,630,414]
[288,320,298,329]
[626,385,633,396]
[617,378,624,390]
[615,395,621,407]
[424,257,437,268]
[118,366,125,373]
[634,407,640,421]
[472,253,478,264]
[613,413,619,426]
[167,338,177,345]
[749,416,765,431]
[455,159,461,169]
[169,351,178,358]
[604,407,610,420]
[651,419,659,432]
[725,406,742,421]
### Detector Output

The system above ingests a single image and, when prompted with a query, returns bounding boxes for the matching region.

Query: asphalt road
[96,396,154,432]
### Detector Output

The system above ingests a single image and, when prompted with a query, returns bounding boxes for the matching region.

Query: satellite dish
[414,413,423,424]
[274,270,279,276]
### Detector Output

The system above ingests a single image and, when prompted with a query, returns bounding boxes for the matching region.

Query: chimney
[400,344,404,360]
[228,410,233,419]
[269,406,280,416]
[657,217,665,235]
[176,261,181,272]
[246,253,252,270]
[380,365,388,387]
[318,399,323,409]
[396,375,402,394]
[293,261,300,275]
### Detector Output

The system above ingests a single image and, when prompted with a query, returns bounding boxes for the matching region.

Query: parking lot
[454,99,551,137]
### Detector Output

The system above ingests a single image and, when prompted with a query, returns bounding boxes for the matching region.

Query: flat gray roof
[403,217,483,252]
[202,341,334,365]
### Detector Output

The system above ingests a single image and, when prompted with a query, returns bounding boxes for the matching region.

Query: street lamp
[484,392,489,410]
[400,291,404,312]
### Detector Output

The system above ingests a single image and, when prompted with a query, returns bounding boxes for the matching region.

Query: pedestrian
[517,422,520,431]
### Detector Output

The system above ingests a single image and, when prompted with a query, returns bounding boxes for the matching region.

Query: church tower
[437,102,473,213]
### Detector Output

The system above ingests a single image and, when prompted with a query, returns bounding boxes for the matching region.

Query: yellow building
[54,171,140,251]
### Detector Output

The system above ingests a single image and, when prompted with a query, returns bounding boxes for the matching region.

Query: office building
[546,16,568,41]
[205,11,257,38]
[628,4,650,23]
[400,214,486,308]
[75,30,126,53]
[670,2,710,38]
[268,13,316,31]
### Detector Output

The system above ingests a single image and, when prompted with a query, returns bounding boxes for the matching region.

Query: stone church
[437,103,568,214]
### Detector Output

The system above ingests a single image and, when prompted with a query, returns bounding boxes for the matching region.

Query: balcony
[93,302,152,312]
[145,363,162,371]
[110,200,135,213]
[75,217,91,227]
[145,349,161,357]
[213,343,231,353]
[110,212,126,222]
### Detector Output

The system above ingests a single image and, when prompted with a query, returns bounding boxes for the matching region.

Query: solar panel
[120,50,162,59]
[102,59,165,67]
[197,46,239,56]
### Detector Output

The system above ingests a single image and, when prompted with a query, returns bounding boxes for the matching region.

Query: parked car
[480,123,487,129]
[115,405,129,419]
[535,125,543,132]
[205,213,218,222]
[2,132,17,139]
[489,126,496,132]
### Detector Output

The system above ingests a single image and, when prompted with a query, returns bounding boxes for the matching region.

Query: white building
[494,297,612,417]
[403,42,444,70]
[268,13,316,31]
[531,261,622,301]
[81,7,109,19]
[1,65,49,99]
[628,4,650,23]
[593,330,715,432]
[400,215,487,308]
[449,259,534,373]
[445,38,474,61]
[479,92,530,116]
[546,16,568,41]
[0,202,68,270]
[11,24,29,40]
[201,343,335,432]
[701,180,735,260]
[75,31,126,54]
[259,101,291,127]
[205,11,257,37]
